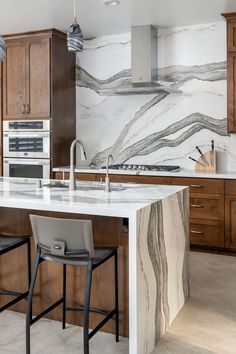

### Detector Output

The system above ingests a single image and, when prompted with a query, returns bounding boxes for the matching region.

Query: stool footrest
[30,298,64,326]
[0,290,24,297]
[0,291,28,313]
[65,306,110,317]
[89,309,116,340]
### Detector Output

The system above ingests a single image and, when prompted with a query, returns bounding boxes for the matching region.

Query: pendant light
[0,35,6,62]
[67,0,83,52]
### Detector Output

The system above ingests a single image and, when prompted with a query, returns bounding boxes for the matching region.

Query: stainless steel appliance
[101,164,180,172]
[3,158,50,179]
[3,120,51,179]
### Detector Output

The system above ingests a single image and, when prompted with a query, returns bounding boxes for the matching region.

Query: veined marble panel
[135,188,189,354]
[76,21,234,171]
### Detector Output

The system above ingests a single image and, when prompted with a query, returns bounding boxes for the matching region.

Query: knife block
[195,150,217,173]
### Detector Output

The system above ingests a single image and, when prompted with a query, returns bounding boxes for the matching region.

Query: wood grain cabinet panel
[53,172,97,181]
[225,195,236,249]
[105,174,171,185]
[222,13,236,132]
[3,36,51,120]
[172,177,224,194]
[227,22,236,52]
[190,219,225,247]
[190,194,224,220]
[28,37,51,118]
[225,179,236,194]
[227,53,236,132]
[3,40,27,119]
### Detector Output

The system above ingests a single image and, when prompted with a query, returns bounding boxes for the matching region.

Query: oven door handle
[4,159,50,165]
[4,133,50,138]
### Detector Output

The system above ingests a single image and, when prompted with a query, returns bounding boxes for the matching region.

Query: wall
[76,21,236,171]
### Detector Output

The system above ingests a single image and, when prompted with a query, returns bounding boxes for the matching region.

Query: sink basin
[42,181,125,192]
[43,181,69,189]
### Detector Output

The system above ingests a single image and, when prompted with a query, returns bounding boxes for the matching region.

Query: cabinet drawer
[190,219,224,247]
[53,172,97,181]
[100,174,171,185]
[172,177,224,194]
[190,194,224,220]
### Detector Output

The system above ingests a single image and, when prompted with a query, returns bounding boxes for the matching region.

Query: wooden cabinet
[172,177,225,248]
[3,36,50,119]
[190,219,225,248]
[2,29,75,125]
[225,180,236,250]
[172,177,224,194]
[2,29,76,170]
[222,13,236,132]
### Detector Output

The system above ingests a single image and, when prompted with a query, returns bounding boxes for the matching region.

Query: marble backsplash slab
[76,21,236,171]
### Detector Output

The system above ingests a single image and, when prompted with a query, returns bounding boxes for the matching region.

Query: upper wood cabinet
[2,29,75,122]
[222,13,236,132]
[3,35,50,119]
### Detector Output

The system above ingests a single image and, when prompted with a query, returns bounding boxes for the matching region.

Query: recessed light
[102,0,120,6]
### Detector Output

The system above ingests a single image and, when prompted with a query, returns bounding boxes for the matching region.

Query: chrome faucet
[69,139,87,191]
[105,154,114,192]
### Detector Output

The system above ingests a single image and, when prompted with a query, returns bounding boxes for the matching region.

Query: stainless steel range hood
[99,25,181,95]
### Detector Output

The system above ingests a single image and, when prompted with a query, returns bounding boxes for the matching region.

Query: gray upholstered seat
[42,248,115,266]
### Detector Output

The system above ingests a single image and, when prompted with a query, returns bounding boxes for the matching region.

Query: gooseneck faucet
[105,154,114,192]
[69,139,87,191]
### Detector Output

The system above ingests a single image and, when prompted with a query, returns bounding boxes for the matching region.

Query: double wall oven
[3,120,51,179]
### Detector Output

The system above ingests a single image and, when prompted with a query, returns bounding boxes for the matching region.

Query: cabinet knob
[26,104,30,114]
[190,184,204,188]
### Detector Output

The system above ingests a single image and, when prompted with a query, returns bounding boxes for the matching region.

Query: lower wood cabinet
[190,194,224,221]
[53,171,231,250]
[190,219,225,248]
[225,194,236,250]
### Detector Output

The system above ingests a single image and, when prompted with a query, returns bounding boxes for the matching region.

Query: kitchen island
[0,178,189,354]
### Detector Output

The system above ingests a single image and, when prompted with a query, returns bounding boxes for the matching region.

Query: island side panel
[136,188,189,354]
[0,207,129,337]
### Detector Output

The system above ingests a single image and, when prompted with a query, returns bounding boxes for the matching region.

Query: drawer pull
[190,184,204,188]
[191,204,204,208]
[190,230,204,235]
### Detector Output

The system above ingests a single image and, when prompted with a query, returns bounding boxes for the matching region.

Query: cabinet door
[3,40,27,119]
[27,37,51,118]
[228,22,236,52]
[227,53,236,132]
[225,195,236,249]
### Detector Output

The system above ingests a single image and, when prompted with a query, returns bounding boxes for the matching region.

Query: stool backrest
[30,215,94,258]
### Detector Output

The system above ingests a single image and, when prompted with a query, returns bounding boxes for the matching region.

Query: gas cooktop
[101,164,180,172]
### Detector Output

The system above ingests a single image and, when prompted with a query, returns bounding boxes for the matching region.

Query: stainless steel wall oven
[3,120,51,179]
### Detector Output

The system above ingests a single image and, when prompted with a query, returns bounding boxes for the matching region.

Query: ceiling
[0,0,236,38]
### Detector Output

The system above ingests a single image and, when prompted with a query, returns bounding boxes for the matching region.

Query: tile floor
[0,252,236,354]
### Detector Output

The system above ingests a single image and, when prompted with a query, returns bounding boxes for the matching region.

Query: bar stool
[26,215,119,354]
[0,234,31,313]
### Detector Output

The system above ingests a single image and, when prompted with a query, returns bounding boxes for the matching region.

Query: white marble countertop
[0,177,187,218]
[53,166,236,180]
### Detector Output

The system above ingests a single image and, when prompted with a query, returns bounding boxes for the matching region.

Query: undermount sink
[42,181,125,192]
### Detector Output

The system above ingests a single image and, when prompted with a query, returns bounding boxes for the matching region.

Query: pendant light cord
[74,0,76,21]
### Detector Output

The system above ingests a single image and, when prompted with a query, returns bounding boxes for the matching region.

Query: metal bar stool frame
[26,215,119,354]
[0,235,31,313]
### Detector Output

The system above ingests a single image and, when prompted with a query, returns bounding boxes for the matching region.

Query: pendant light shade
[0,36,6,62]
[67,0,83,52]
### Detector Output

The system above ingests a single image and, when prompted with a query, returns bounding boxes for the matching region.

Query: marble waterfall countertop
[53,166,236,179]
[0,177,189,354]
[0,177,187,218]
